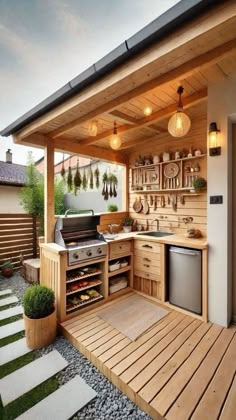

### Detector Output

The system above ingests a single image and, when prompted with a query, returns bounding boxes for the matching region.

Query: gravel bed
[1,272,152,420]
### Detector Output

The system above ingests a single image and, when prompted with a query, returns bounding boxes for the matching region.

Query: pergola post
[44,140,55,242]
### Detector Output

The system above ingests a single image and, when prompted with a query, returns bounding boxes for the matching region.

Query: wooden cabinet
[108,240,133,295]
[133,239,165,301]
[130,154,206,193]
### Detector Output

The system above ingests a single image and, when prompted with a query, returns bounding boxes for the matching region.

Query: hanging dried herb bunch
[102,171,109,200]
[67,159,73,192]
[89,165,94,189]
[82,168,88,190]
[60,154,65,179]
[94,165,100,189]
[74,161,81,195]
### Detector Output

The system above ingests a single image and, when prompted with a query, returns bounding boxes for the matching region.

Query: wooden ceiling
[13,1,236,163]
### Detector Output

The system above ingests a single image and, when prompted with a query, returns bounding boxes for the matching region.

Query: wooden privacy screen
[0,214,40,270]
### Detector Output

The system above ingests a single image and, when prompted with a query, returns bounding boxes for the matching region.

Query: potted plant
[123,216,133,233]
[108,204,118,212]
[1,260,14,277]
[23,284,57,350]
[192,177,207,192]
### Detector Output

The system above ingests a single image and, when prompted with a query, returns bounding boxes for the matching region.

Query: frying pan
[133,196,143,213]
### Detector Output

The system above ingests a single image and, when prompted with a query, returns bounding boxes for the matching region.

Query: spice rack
[130,154,206,194]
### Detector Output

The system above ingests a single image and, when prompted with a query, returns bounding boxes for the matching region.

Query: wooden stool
[23,258,40,283]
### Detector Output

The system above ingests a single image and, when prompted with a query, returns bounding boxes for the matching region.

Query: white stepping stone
[0,305,23,321]
[0,319,24,339]
[0,338,31,366]
[0,350,68,406]
[0,295,18,307]
[16,375,97,420]
[0,289,12,296]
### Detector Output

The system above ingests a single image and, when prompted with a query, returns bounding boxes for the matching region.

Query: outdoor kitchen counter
[105,231,207,250]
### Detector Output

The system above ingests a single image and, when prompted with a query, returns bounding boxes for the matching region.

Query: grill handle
[64,209,94,217]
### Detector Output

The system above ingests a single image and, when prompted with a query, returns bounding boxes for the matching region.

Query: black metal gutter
[1,0,221,137]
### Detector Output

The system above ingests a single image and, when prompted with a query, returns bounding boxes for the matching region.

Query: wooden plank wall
[0,214,39,270]
[128,117,207,236]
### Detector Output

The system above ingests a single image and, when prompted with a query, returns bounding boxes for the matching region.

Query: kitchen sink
[137,231,174,237]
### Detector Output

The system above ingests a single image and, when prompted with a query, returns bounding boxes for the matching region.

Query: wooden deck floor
[60,291,236,420]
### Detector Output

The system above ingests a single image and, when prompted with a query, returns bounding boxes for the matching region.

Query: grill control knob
[86,250,92,257]
[73,253,79,259]
[97,248,103,255]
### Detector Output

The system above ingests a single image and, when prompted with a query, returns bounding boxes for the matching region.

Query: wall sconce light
[110,121,122,150]
[168,86,191,137]
[88,120,98,136]
[143,105,153,116]
[209,122,221,156]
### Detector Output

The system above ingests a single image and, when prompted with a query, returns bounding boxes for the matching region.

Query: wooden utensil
[154,196,157,210]
[143,196,149,214]
[133,196,143,213]
[161,196,165,208]
[150,195,153,206]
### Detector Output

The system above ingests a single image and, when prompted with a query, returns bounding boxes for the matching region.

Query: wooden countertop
[105,231,207,250]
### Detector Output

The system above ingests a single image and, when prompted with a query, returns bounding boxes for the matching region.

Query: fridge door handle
[169,249,199,256]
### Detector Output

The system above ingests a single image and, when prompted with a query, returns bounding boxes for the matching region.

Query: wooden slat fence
[0,214,40,270]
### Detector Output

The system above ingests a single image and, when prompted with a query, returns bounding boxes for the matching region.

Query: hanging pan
[133,196,143,213]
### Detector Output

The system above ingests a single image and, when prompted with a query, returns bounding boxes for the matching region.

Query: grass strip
[0,331,25,348]
[0,304,17,312]
[0,376,59,419]
[0,294,12,300]
[0,315,22,327]
[0,351,36,379]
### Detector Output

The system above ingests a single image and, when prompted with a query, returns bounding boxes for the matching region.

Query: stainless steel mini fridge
[169,246,202,314]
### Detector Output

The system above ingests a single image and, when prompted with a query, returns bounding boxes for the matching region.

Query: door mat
[99,294,169,341]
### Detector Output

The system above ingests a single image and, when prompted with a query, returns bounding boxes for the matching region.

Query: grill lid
[54,212,101,248]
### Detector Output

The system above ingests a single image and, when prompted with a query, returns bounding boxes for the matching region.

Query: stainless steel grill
[54,211,107,265]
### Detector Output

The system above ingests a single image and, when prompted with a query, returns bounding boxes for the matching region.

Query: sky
[0,0,180,165]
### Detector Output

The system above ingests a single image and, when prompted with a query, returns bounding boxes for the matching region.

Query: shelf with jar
[130,154,206,194]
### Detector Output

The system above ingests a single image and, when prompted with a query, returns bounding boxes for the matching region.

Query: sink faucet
[152,218,160,231]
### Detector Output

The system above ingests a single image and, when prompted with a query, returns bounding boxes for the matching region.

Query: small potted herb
[192,177,207,192]
[123,216,133,233]
[108,204,118,212]
[1,260,14,278]
[23,285,57,349]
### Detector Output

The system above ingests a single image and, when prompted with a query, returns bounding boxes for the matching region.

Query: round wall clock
[164,162,179,178]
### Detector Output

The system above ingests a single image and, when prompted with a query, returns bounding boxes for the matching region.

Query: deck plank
[60,293,236,420]
[191,334,236,420]
[150,324,222,416]
[220,373,236,420]
[166,327,235,420]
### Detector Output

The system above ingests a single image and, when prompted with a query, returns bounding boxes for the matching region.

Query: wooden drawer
[134,240,160,253]
[134,261,160,275]
[134,248,160,262]
[134,252,160,268]
[109,240,132,258]
[134,268,160,282]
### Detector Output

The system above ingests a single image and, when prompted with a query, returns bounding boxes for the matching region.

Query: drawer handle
[145,273,150,277]
[143,257,151,262]
[142,244,153,249]
[144,264,150,268]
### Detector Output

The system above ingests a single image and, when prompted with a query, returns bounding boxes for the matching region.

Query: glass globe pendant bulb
[110,121,122,150]
[168,86,191,137]
[168,111,191,137]
[110,134,122,150]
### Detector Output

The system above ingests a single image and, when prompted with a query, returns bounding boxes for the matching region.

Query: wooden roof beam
[46,39,236,140]
[78,88,207,146]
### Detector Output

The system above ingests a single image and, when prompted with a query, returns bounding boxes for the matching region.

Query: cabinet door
[109,240,132,259]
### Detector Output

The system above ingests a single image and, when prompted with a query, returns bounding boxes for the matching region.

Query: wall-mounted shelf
[130,154,207,194]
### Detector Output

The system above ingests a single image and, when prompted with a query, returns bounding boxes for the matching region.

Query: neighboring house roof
[0,0,219,137]
[0,161,27,186]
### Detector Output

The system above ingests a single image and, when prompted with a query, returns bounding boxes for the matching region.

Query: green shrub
[192,177,207,191]
[23,285,55,319]
[107,204,118,212]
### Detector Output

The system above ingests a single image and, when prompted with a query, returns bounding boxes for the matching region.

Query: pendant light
[110,121,122,150]
[88,120,98,136]
[143,105,153,116]
[168,86,191,137]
